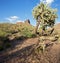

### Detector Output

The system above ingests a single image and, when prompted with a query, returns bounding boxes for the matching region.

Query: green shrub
[31,34,37,38]
[0,30,7,37]
[21,27,35,38]
[23,31,32,38]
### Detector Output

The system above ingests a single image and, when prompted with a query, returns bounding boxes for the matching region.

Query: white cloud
[16,20,24,22]
[40,0,54,4]
[10,16,19,19]
[46,0,54,4]
[6,16,19,22]
[5,16,23,23]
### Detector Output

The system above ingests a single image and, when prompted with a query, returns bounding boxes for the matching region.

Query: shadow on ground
[0,44,34,63]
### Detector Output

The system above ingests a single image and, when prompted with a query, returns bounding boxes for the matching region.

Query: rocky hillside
[0,19,35,51]
[16,19,31,25]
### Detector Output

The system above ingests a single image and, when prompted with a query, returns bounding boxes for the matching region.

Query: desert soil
[0,38,60,63]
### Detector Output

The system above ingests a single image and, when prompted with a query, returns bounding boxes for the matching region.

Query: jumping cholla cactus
[32,2,57,34]
[32,2,58,52]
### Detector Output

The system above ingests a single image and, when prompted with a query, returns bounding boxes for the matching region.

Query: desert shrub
[0,30,7,37]
[0,23,34,38]
[31,34,37,37]
[21,27,35,38]
[22,31,33,38]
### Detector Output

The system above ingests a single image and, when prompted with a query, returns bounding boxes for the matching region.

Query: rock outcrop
[16,19,30,25]
[24,19,30,24]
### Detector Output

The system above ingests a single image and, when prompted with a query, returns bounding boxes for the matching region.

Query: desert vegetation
[0,21,36,51]
[32,2,60,53]
[0,2,60,63]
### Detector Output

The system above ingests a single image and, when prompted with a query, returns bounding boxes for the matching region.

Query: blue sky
[0,0,60,25]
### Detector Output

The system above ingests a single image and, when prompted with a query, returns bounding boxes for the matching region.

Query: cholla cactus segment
[32,2,57,34]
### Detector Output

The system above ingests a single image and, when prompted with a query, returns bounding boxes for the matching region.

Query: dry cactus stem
[35,35,59,53]
[48,35,59,42]
[35,36,46,53]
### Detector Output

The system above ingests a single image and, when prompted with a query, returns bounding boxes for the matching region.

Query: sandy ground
[0,38,60,63]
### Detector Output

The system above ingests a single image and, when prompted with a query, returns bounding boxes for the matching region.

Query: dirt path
[49,43,60,63]
[0,38,38,63]
[43,43,60,63]
[0,38,60,63]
